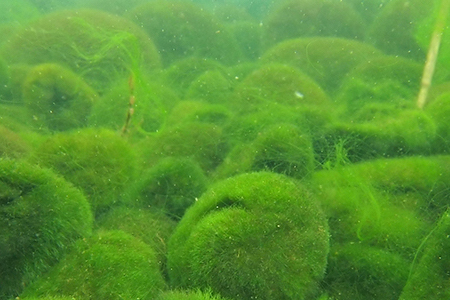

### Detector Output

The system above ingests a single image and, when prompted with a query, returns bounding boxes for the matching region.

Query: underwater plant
[22,63,98,131]
[261,37,382,92]
[263,0,366,48]
[88,74,178,136]
[126,1,242,67]
[166,101,233,128]
[128,156,208,219]
[0,159,93,300]
[29,128,137,216]
[167,172,329,300]
[20,230,166,300]
[0,9,161,93]
[185,70,235,105]
[399,209,450,299]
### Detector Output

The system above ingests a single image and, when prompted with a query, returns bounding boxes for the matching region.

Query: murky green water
[1,0,450,299]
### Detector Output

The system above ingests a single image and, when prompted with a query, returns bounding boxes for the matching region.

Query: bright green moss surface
[215,124,315,180]
[0,159,93,300]
[20,230,166,300]
[157,289,230,300]
[168,172,329,300]
[128,156,208,219]
[29,128,137,216]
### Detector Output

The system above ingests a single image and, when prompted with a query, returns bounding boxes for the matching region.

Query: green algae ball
[325,243,410,300]
[30,128,137,216]
[1,9,161,93]
[20,230,166,300]
[96,206,177,268]
[167,172,329,300]
[215,124,315,180]
[128,157,208,219]
[0,159,93,299]
[263,0,366,48]
[22,63,98,131]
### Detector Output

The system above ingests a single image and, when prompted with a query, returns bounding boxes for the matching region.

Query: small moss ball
[167,172,329,300]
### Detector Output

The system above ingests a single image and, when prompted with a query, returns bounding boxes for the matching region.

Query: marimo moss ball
[30,128,137,216]
[167,172,329,300]
[0,159,93,299]
[22,63,98,131]
[129,157,208,219]
[20,230,166,300]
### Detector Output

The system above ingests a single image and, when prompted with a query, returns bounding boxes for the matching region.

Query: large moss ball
[20,230,166,300]
[0,159,93,299]
[167,172,329,300]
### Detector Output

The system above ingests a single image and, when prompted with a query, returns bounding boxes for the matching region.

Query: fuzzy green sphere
[127,1,242,66]
[167,172,329,300]
[129,157,208,219]
[30,128,137,216]
[215,124,315,180]
[20,230,166,300]
[263,0,366,48]
[0,159,93,299]
[22,63,98,131]
[1,9,161,93]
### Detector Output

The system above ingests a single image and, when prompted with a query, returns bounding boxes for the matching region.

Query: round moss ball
[30,128,137,216]
[20,230,166,300]
[167,172,329,300]
[0,159,93,299]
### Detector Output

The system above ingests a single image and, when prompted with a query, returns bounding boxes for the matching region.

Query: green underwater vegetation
[2,0,450,299]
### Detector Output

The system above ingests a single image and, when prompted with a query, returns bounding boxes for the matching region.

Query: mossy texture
[129,157,208,219]
[326,243,410,300]
[263,0,366,48]
[167,172,329,300]
[233,63,330,113]
[0,159,93,299]
[96,206,176,267]
[215,124,315,180]
[22,63,98,131]
[399,210,450,299]
[157,289,230,300]
[261,37,382,92]
[20,230,166,300]
[127,1,242,66]
[1,9,161,93]
[30,128,137,215]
